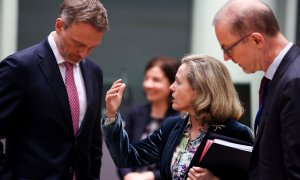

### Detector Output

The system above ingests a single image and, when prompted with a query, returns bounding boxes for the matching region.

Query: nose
[223,53,231,61]
[169,83,174,91]
[143,79,153,89]
[78,48,91,59]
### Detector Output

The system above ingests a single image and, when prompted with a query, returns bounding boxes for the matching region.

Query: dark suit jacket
[0,39,103,180]
[103,113,253,180]
[117,103,178,180]
[249,45,300,179]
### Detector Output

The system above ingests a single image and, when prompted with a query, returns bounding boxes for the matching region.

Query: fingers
[187,167,205,180]
[191,166,206,173]
[105,79,126,116]
[117,83,126,96]
[188,167,218,180]
[113,79,122,84]
[106,79,125,96]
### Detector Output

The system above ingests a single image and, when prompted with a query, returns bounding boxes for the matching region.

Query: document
[199,138,253,170]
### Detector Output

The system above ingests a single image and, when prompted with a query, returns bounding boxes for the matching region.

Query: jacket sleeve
[0,56,25,137]
[116,109,136,178]
[89,110,102,179]
[89,66,103,180]
[102,112,161,168]
[0,56,24,179]
[280,76,300,178]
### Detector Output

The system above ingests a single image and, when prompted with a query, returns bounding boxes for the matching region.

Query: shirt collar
[47,32,79,67]
[265,42,293,80]
[48,32,65,65]
[184,116,209,135]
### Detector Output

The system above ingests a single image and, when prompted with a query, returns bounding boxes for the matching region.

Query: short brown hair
[59,0,109,32]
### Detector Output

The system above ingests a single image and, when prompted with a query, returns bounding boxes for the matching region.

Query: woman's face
[170,64,196,113]
[143,66,171,103]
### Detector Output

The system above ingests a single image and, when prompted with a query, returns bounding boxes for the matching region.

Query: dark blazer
[103,113,253,180]
[249,45,300,179]
[0,39,103,180]
[118,104,178,180]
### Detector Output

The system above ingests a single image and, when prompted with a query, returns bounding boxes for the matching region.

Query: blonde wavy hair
[181,54,244,123]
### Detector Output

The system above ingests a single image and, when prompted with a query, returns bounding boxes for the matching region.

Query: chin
[172,104,179,111]
[146,95,158,101]
[242,68,254,74]
[146,97,155,102]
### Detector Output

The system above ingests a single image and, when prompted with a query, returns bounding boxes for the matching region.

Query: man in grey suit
[213,0,300,179]
[0,0,108,179]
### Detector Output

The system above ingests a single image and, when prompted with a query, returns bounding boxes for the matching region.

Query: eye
[75,43,85,48]
[175,79,181,86]
[153,77,161,82]
[72,40,86,48]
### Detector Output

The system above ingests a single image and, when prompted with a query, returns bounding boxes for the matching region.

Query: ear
[55,18,64,34]
[250,32,264,47]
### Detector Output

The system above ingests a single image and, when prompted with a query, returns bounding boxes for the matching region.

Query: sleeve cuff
[104,113,117,126]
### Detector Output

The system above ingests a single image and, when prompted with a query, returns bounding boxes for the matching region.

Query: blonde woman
[103,54,253,180]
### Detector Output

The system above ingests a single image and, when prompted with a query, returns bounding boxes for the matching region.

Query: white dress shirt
[48,32,87,127]
[265,42,293,80]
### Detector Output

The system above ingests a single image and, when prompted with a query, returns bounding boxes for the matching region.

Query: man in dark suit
[213,0,300,179]
[0,0,108,179]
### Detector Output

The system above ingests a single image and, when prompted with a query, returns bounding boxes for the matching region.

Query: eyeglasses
[221,33,252,57]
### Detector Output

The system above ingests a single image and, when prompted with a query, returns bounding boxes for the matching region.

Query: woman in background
[118,56,180,180]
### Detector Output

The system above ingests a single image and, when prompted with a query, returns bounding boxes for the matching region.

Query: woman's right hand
[124,171,155,180]
[187,167,219,180]
[105,79,126,118]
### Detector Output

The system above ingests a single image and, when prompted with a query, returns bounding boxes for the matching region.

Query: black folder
[199,138,252,170]
[190,133,253,179]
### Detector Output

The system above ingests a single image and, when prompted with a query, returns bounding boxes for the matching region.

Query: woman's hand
[187,167,219,180]
[105,79,126,117]
[124,171,155,180]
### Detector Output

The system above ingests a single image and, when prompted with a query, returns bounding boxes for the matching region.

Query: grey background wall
[0,1,2,45]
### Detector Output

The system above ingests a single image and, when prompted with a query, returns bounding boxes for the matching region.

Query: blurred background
[0,0,298,179]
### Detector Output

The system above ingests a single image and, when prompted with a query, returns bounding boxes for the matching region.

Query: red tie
[259,76,270,105]
[255,76,270,134]
[64,62,80,135]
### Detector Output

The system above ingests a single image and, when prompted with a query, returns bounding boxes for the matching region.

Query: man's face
[214,24,258,74]
[55,18,105,64]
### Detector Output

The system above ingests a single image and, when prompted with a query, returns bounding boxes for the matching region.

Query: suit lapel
[164,117,188,178]
[36,39,74,135]
[255,45,300,143]
[77,60,92,136]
